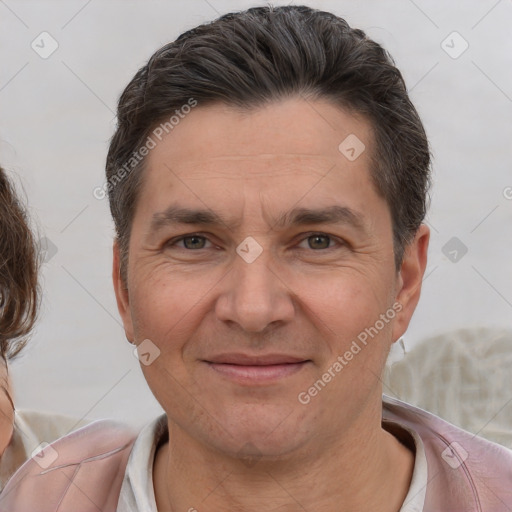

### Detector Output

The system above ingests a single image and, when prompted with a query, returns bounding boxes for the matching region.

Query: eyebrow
[150,205,366,233]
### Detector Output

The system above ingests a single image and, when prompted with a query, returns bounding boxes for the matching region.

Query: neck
[153,402,414,512]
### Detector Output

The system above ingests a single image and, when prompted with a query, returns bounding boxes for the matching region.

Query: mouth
[203,354,311,385]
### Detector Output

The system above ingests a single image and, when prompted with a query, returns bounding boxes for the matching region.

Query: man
[2,5,511,511]
[109,5,512,510]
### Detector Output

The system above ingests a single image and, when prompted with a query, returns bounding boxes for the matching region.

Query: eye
[170,235,212,250]
[297,233,343,251]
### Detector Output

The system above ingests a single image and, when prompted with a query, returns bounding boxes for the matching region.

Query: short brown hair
[0,167,39,360]
[107,5,431,281]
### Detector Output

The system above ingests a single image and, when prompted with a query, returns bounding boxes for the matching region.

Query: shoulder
[0,410,90,491]
[14,409,91,443]
[383,395,512,509]
[0,419,137,512]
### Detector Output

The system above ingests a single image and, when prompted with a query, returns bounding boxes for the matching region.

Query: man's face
[114,98,428,458]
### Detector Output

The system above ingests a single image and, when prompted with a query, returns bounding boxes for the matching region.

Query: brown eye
[307,235,331,250]
[182,235,207,249]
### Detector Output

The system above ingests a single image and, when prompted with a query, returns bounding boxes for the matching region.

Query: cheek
[128,267,219,345]
[297,270,397,394]
[130,274,206,416]
[0,385,14,456]
[130,271,208,343]
[304,277,395,395]
[299,271,393,339]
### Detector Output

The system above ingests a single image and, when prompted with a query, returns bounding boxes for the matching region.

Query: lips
[206,353,308,365]
[203,354,311,385]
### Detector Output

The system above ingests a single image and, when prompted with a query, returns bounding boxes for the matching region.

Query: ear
[391,224,430,343]
[113,241,135,343]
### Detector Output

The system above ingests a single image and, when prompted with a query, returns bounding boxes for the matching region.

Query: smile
[203,354,311,385]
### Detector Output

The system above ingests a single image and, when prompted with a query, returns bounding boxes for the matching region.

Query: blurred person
[2,5,512,511]
[0,164,40,485]
[0,166,135,499]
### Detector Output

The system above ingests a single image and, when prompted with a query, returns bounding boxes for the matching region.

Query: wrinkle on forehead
[164,153,339,181]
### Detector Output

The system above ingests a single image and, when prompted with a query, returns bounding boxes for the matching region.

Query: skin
[0,363,14,457]
[114,98,429,511]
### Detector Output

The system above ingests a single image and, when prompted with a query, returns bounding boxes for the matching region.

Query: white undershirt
[117,414,427,512]
[391,423,428,511]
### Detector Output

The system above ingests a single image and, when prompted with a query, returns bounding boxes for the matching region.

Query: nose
[215,248,296,333]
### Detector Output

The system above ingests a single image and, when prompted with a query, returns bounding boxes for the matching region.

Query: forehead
[136,98,383,222]
[147,98,373,167]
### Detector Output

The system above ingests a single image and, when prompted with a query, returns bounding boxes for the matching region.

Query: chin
[204,402,310,460]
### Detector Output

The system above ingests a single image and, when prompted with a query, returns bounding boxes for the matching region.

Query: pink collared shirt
[1,397,511,511]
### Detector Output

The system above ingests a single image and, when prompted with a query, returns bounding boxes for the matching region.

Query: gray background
[1,0,511,428]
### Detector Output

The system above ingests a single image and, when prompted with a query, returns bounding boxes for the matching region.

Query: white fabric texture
[383,327,512,449]
[117,415,164,512]
[117,409,427,511]
[386,419,427,512]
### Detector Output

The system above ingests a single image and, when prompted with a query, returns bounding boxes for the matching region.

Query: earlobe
[112,242,135,343]
[391,224,430,343]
